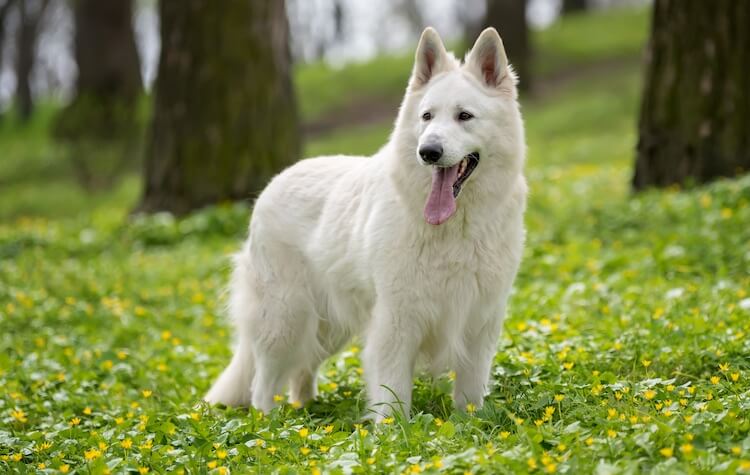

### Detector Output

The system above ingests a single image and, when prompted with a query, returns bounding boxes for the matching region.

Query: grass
[3,7,750,474]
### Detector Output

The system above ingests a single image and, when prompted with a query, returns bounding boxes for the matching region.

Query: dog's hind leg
[204,336,255,406]
[289,367,318,406]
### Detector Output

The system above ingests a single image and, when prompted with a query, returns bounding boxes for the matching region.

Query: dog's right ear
[410,27,448,89]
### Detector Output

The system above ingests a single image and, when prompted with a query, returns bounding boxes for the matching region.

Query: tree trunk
[633,0,750,190]
[467,0,531,92]
[14,0,48,121]
[0,0,16,121]
[139,0,300,215]
[561,0,587,15]
[53,0,143,188]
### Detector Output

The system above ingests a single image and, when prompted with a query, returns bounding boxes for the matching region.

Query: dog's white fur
[205,27,527,420]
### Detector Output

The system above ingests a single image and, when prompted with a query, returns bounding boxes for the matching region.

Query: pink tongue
[424,164,460,225]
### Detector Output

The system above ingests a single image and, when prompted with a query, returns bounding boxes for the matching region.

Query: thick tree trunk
[14,0,47,121]
[468,0,531,92]
[561,0,587,15]
[139,0,300,215]
[633,1,750,190]
[54,0,143,188]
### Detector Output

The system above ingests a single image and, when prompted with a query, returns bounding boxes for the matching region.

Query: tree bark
[53,0,143,188]
[467,0,531,92]
[633,0,750,190]
[561,0,587,15]
[139,0,300,215]
[14,0,48,121]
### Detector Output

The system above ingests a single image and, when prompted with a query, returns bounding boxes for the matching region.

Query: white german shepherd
[206,27,527,420]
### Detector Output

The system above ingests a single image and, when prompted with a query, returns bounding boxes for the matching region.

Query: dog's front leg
[453,312,504,411]
[362,302,422,422]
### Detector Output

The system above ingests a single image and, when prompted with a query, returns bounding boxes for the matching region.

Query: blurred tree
[15,0,49,121]
[139,0,300,215]
[561,0,587,15]
[0,0,17,121]
[54,0,143,189]
[633,1,750,190]
[467,0,531,92]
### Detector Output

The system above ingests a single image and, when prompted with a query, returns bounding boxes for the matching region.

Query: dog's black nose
[419,143,443,163]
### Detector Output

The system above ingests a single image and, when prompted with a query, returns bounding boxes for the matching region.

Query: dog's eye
[458,111,474,121]
[422,112,432,121]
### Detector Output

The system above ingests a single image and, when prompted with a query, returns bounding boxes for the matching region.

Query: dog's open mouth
[424,152,480,225]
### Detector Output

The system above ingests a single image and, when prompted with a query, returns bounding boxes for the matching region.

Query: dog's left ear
[466,27,509,88]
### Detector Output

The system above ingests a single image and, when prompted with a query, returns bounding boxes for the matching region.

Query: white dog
[205,27,527,420]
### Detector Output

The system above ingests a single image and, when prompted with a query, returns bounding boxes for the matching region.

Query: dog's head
[402,27,524,225]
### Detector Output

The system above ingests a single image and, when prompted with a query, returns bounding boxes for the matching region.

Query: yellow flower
[659,447,673,458]
[641,359,652,368]
[359,428,369,437]
[217,467,228,475]
[554,394,565,402]
[562,362,574,370]
[409,464,422,473]
[534,419,544,427]
[216,449,227,459]
[83,407,92,415]
[545,406,556,418]
[300,447,311,455]
[666,384,675,391]
[721,208,733,219]
[84,448,101,460]
[207,461,218,469]
[545,463,557,473]
[11,409,27,423]
[732,446,742,455]
[629,416,638,424]
[382,417,394,424]
[142,389,153,398]
[138,468,149,474]
[710,376,720,385]
[644,390,657,400]
[466,403,476,414]
[607,430,617,439]
[719,362,730,372]
[70,417,81,426]
[557,444,567,452]
[117,351,127,360]
[320,446,329,453]
[11,453,22,462]
[680,444,694,455]
[499,431,510,439]
[267,445,277,454]
[585,437,594,446]
[527,458,538,469]
[121,438,133,449]
[366,457,375,465]
[298,427,309,438]
[114,417,124,425]
[273,394,285,403]
[190,412,201,421]
[37,463,46,469]
[324,424,334,433]
[731,373,740,382]
[607,408,617,419]
[515,417,525,425]
[59,464,70,473]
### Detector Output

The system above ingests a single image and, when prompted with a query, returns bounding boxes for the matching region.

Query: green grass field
[3,7,750,474]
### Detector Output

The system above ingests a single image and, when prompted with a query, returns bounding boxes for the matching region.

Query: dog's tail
[204,250,257,406]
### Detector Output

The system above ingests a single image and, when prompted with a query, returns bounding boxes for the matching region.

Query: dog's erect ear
[411,27,448,88]
[466,27,508,88]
